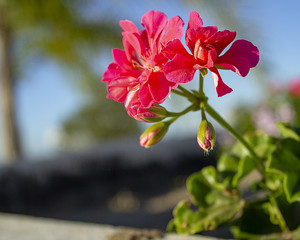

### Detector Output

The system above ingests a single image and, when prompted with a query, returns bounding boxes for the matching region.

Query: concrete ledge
[0,213,224,240]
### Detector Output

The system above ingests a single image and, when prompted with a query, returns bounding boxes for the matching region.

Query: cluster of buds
[139,106,216,152]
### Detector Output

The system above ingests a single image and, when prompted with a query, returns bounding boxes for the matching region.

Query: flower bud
[197,120,216,151]
[141,105,168,122]
[140,122,169,148]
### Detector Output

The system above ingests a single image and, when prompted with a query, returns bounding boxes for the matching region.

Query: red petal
[148,72,171,103]
[139,83,154,108]
[210,67,233,97]
[216,57,250,77]
[162,39,191,60]
[112,49,133,71]
[120,20,139,33]
[186,26,218,53]
[102,63,119,82]
[161,16,184,47]
[164,54,198,83]
[124,87,140,109]
[187,11,203,31]
[141,10,167,44]
[122,32,145,57]
[107,77,135,102]
[204,44,217,68]
[218,40,259,68]
[207,30,236,55]
[122,38,139,63]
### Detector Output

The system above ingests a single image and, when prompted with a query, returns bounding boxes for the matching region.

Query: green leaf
[166,219,176,233]
[276,122,300,141]
[187,166,226,208]
[231,200,281,238]
[173,198,245,234]
[231,131,276,160]
[232,155,256,187]
[267,139,300,203]
[265,169,284,192]
[231,226,263,240]
[232,226,300,240]
[172,166,245,234]
[263,199,288,230]
[217,153,239,174]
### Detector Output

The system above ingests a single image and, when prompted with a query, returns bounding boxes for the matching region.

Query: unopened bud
[141,105,167,122]
[140,122,169,148]
[197,120,216,151]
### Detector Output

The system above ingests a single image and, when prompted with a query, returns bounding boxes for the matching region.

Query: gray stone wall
[0,213,224,240]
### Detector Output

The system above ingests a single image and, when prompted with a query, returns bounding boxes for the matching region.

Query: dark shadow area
[0,137,216,231]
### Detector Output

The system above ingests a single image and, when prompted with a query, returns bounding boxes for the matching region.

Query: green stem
[166,103,197,123]
[171,89,187,98]
[177,85,198,101]
[199,72,207,121]
[270,197,290,232]
[199,72,204,98]
[205,103,265,175]
[201,108,207,121]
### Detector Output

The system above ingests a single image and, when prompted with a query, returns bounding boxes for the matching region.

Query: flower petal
[122,38,139,63]
[122,32,145,57]
[112,48,133,71]
[164,54,198,83]
[206,30,236,55]
[187,11,203,31]
[210,67,233,97]
[107,76,136,102]
[186,26,218,53]
[141,10,167,44]
[139,83,154,108]
[216,57,250,77]
[148,71,171,103]
[120,20,139,33]
[160,16,184,47]
[102,62,119,82]
[162,39,191,60]
[170,81,179,89]
[218,40,259,68]
[124,87,140,109]
[205,44,218,68]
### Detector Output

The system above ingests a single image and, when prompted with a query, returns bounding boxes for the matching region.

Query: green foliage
[267,124,300,204]
[170,123,300,238]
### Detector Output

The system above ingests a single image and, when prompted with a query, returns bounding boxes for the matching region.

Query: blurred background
[0,0,300,234]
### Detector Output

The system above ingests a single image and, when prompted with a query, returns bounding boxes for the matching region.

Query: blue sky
[1,0,300,162]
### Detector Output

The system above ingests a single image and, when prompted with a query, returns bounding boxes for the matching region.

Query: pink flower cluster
[102,10,259,121]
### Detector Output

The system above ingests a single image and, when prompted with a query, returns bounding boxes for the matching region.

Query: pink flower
[102,11,184,120]
[289,79,300,97]
[163,11,259,97]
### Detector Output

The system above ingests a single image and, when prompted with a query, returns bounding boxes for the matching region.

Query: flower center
[194,40,208,64]
[193,40,217,68]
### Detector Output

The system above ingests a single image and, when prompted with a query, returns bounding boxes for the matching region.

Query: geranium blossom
[102,10,184,120]
[163,11,259,97]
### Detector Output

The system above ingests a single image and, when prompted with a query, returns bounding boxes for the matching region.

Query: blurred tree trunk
[0,6,22,163]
